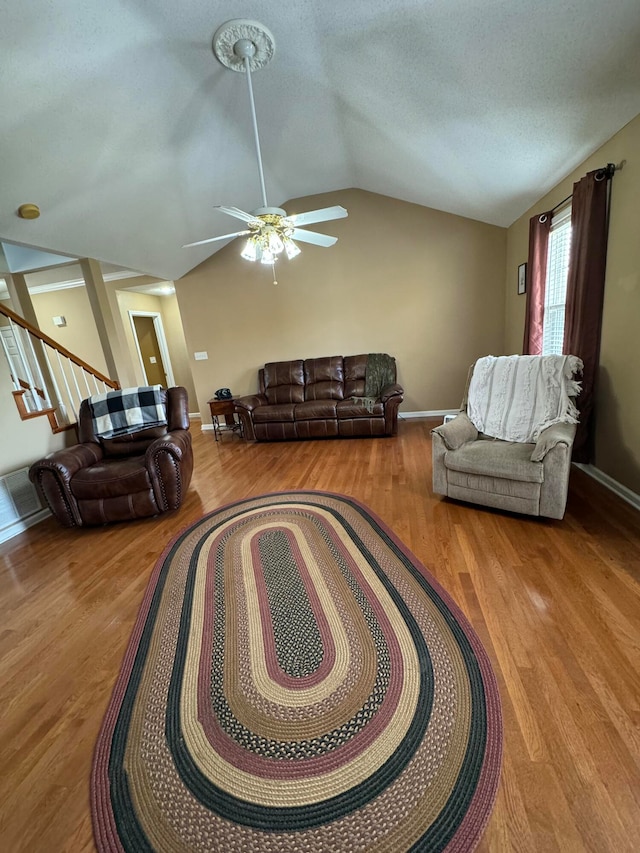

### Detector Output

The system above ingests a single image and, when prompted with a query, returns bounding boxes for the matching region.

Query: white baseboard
[0,508,51,545]
[200,410,455,429]
[200,411,455,430]
[189,412,202,420]
[400,410,459,419]
[574,463,640,512]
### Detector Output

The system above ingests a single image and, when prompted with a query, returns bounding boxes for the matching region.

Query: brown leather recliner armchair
[29,386,193,528]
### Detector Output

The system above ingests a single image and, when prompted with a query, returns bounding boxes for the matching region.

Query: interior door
[132,315,166,386]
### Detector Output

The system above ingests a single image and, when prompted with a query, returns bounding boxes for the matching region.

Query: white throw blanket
[466,355,583,443]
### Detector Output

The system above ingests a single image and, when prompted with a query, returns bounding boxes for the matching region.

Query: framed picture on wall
[518,263,527,295]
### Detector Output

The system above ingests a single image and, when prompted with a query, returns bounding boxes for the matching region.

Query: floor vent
[0,467,44,532]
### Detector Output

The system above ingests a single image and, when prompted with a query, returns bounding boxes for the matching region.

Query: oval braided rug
[92,491,502,852]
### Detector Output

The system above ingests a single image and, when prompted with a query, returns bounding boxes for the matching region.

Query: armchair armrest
[145,430,190,464]
[234,394,268,412]
[30,442,104,486]
[145,430,193,511]
[431,413,478,450]
[29,442,103,528]
[380,383,404,403]
[531,422,577,462]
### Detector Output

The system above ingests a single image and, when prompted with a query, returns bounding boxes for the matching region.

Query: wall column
[5,273,38,328]
[80,258,128,383]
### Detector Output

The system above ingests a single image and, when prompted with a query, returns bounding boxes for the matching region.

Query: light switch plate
[194,351,208,361]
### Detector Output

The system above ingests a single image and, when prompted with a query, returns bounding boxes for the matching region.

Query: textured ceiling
[1,0,639,282]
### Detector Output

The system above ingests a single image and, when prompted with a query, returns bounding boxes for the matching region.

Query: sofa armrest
[431,413,478,450]
[234,394,268,413]
[531,422,577,462]
[380,383,404,403]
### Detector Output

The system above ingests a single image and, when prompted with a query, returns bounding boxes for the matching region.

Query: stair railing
[0,303,119,432]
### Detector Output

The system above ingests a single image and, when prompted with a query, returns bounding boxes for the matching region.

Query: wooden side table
[207,397,243,442]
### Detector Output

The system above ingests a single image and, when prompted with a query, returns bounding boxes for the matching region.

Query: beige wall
[160,292,198,409]
[114,288,197,407]
[1,288,103,475]
[0,355,68,476]
[31,285,109,375]
[504,113,640,493]
[175,188,506,424]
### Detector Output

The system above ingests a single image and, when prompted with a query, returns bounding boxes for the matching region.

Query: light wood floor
[1,419,639,852]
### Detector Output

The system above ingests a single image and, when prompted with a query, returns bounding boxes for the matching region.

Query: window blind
[542,205,572,355]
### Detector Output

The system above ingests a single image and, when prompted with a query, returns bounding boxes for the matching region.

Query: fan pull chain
[272,263,278,285]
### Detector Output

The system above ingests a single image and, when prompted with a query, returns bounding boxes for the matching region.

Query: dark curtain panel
[522,213,552,354]
[563,169,610,462]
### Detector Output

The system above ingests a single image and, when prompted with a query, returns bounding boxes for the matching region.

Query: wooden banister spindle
[1,302,118,431]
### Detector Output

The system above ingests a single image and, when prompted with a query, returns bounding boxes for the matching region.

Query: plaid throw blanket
[467,355,582,443]
[87,385,167,439]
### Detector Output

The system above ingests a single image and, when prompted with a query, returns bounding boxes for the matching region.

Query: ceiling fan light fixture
[284,238,301,260]
[184,20,347,277]
[266,230,284,255]
[241,238,259,262]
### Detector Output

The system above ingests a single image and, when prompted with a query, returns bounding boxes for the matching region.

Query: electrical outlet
[194,351,208,361]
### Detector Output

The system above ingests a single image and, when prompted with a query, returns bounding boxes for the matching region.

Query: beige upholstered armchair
[432,355,583,519]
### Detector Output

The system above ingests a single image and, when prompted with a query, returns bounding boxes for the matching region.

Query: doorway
[128,311,175,388]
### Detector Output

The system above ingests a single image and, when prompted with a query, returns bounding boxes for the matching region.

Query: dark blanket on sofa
[353,353,396,412]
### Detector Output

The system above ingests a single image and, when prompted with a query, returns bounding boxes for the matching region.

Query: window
[541,205,572,355]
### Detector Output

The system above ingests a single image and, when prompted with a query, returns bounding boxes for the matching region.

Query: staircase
[0,303,119,433]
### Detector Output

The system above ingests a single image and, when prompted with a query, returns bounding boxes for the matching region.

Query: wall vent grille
[0,467,44,531]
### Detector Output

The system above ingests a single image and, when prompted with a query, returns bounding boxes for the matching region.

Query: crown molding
[0,268,146,298]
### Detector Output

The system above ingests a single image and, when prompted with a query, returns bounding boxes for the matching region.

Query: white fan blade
[287,206,348,227]
[215,205,260,223]
[182,230,250,248]
[290,228,338,247]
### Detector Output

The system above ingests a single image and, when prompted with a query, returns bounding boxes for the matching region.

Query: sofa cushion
[70,457,151,500]
[296,420,339,438]
[295,400,338,420]
[264,360,305,404]
[254,422,298,441]
[253,403,296,423]
[336,399,384,419]
[343,354,368,398]
[304,356,344,400]
[444,440,544,484]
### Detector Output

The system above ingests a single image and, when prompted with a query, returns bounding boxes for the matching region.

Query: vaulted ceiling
[2,1,640,282]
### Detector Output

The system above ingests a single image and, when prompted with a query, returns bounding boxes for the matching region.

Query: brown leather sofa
[234,355,403,441]
[29,386,193,527]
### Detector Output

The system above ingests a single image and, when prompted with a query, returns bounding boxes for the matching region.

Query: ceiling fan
[183,20,348,283]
